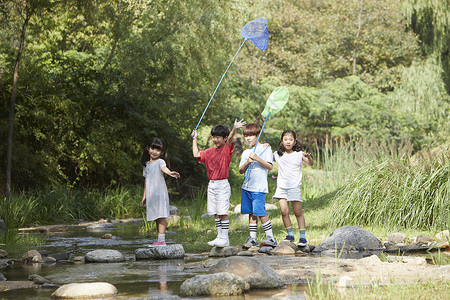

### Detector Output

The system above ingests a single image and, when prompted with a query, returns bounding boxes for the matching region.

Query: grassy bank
[1,139,448,256]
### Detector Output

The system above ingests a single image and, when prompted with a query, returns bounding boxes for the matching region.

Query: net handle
[193,38,248,133]
[243,111,271,183]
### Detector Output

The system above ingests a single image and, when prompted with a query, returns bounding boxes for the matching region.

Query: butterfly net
[261,86,289,117]
[241,18,269,51]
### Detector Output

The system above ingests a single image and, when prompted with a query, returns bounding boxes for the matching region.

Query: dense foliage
[1,0,449,196]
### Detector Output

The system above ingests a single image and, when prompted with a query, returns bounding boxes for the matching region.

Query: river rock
[0,272,6,281]
[320,226,382,251]
[85,249,125,263]
[86,222,114,230]
[0,249,7,258]
[209,246,239,257]
[258,246,273,254]
[169,205,178,215]
[29,274,50,284]
[51,282,118,299]
[49,252,71,261]
[43,257,57,264]
[416,234,434,244]
[179,272,248,297]
[238,250,254,256]
[135,244,185,260]
[271,243,296,255]
[208,256,285,289]
[22,250,42,263]
[387,232,406,244]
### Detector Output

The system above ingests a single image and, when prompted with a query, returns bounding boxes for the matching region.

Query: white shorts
[273,186,302,202]
[207,179,231,215]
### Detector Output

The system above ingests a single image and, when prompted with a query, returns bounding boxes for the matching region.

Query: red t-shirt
[198,143,234,180]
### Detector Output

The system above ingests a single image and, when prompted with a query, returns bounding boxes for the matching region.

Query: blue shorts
[241,189,267,216]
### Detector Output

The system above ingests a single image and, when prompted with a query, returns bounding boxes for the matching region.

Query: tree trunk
[6,11,31,196]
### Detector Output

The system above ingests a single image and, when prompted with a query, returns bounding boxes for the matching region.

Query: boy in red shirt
[192,119,246,247]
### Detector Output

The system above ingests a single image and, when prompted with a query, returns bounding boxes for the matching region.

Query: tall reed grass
[330,142,449,230]
[0,186,144,228]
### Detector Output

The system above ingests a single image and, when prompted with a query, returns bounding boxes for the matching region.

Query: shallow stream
[0,223,307,299]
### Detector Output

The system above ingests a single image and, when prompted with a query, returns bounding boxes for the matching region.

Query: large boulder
[135,244,185,260]
[208,256,284,289]
[320,226,382,251]
[179,272,247,297]
[85,249,125,263]
[51,282,117,299]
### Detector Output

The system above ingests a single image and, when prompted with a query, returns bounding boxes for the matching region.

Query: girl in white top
[273,130,313,247]
[141,138,180,247]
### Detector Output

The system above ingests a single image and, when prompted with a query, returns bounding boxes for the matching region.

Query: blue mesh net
[240,18,269,51]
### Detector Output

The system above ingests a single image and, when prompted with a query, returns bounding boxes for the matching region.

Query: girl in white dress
[273,130,313,247]
[141,138,180,246]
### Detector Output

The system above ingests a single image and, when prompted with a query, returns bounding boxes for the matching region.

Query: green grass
[330,143,449,230]
[306,277,450,300]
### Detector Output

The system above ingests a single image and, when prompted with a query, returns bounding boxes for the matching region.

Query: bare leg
[278,199,292,228]
[291,201,305,229]
[156,218,166,234]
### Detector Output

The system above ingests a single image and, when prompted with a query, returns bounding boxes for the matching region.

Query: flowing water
[0,222,307,299]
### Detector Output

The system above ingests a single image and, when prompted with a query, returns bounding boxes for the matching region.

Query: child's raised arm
[302,152,314,166]
[191,130,201,158]
[227,118,246,145]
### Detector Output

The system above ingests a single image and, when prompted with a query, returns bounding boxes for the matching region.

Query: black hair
[243,123,261,137]
[277,130,302,156]
[211,124,229,138]
[141,137,170,167]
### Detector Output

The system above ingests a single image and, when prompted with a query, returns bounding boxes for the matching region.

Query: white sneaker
[207,237,220,246]
[215,237,230,248]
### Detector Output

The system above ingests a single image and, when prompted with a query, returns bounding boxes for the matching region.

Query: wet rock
[101,233,114,239]
[387,232,406,244]
[42,257,57,264]
[135,244,184,260]
[0,249,8,258]
[29,274,50,284]
[237,250,254,256]
[51,282,118,299]
[71,256,85,263]
[46,225,68,233]
[208,256,285,289]
[320,226,382,251]
[49,252,70,261]
[258,246,273,254]
[0,272,6,281]
[271,243,296,255]
[179,272,247,297]
[22,250,42,263]
[86,222,114,230]
[42,283,60,289]
[85,249,125,263]
[299,244,314,253]
[209,246,239,257]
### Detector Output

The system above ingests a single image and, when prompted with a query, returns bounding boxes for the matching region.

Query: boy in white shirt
[239,123,277,249]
